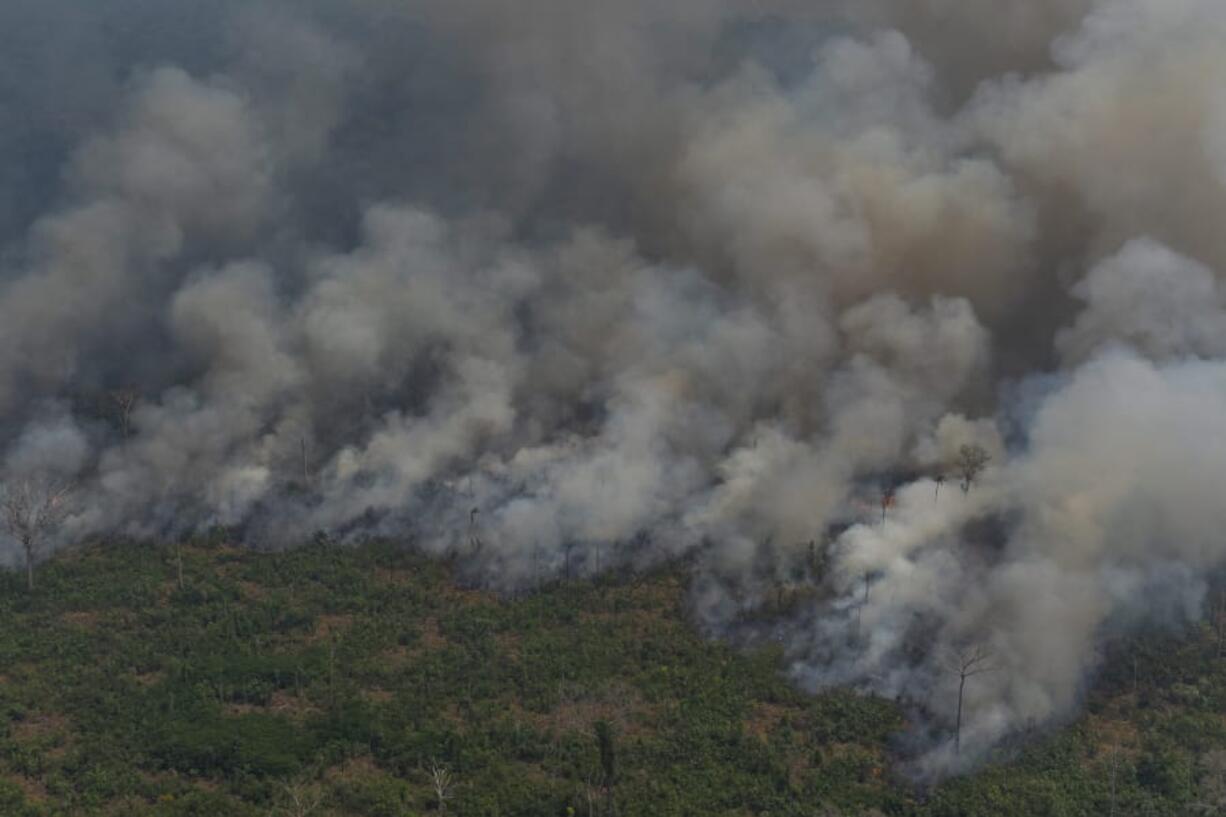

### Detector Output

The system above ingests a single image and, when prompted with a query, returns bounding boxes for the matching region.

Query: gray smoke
[2,0,1225,776]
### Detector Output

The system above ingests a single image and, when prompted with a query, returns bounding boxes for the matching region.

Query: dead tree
[595,720,617,817]
[947,643,998,755]
[279,777,323,817]
[955,444,991,494]
[584,772,602,817]
[429,759,454,814]
[2,476,72,591]
[1108,742,1120,817]
[1214,590,1226,659]
[109,388,139,439]
[300,437,311,489]
[468,507,482,553]
[563,541,579,579]
[855,571,874,642]
[1197,750,1226,813]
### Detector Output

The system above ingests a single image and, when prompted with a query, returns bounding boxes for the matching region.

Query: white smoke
[0,0,1224,776]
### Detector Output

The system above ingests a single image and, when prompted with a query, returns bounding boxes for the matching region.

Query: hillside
[0,539,1222,816]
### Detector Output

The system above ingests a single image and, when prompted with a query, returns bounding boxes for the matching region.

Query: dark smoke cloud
[2,0,1225,776]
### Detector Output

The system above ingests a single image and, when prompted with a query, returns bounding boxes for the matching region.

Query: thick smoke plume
[3,0,1226,775]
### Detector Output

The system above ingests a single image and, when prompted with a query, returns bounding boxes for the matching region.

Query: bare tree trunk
[329,638,337,709]
[111,390,137,439]
[947,644,996,756]
[1217,591,1225,659]
[855,572,871,641]
[4,476,72,594]
[585,782,597,817]
[429,760,453,815]
[1108,742,1119,817]
[955,673,966,755]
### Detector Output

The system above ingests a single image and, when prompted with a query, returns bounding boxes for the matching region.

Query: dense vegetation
[0,537,1223,815]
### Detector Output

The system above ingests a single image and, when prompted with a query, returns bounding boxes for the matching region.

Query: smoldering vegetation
[2,0,1226,777]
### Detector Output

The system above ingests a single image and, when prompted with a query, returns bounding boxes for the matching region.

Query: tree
[429,759,454,814]
[880,487,896,525]
[955,444,991,494]
[300,436,311,489]
[2,476,72,591]
[109,388,139,439]
[595,720,617,816]
[1213,590,1226,659]
[279,776,323,817]
[854,571,876,643]
[946,643,997,755]
[583,773,602,817]
[468,507,482,553]
[563,540,579,580]
[1196,750,1226,813]
[1108,741,1121,817]
[174,539,185,591]
[934,473,946,500]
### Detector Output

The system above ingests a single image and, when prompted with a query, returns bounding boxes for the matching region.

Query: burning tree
[2,476,73,591]
[880,486,896,525]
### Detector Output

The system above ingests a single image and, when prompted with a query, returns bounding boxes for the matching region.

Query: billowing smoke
[2,0,1226,775]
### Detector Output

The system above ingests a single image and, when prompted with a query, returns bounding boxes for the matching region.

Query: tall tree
[468,507,482,553]
[595,720,617,815]
[279,776,323,817]
[109,388,139,439]
[429,759,454,814]
[947,643,997,755]
[2,476,72,591]
[955,444,991,494]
